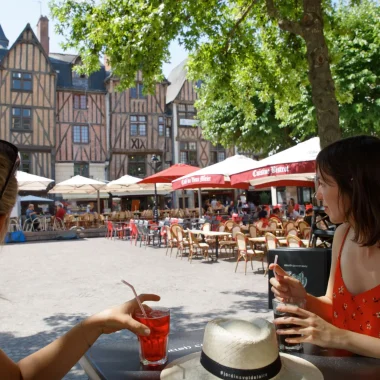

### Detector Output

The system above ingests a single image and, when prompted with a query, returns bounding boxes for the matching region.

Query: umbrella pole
[198,188,202,217]
[97,190,101,214]
[182,190,186,209]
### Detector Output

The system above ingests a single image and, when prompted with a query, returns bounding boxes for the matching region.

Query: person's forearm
[336,329,380,359]
[305,293,332,322]
[18,316,102,380]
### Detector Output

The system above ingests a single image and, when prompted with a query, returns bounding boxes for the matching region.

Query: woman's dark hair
[258,210,267,219]
[316,135,380,246]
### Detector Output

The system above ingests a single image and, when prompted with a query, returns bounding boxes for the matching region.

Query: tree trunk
[301,0,341,148]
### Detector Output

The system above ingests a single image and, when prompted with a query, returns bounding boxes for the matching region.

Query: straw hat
[161,318,323,380]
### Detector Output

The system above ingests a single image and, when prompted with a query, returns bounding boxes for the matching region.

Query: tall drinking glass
[272,298,305,352]
[134,307,170,366]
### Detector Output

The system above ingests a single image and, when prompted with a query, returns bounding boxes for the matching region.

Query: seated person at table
[25,204,40,231]
[258,209,269,228]
[269,207,282,223]
[287,204,300,220]
[303,208,313,226]
[0,140,160,379]
[227,201,235,215]
[270,135,380,359]
[289,197,300,212]
[55,204,66,221]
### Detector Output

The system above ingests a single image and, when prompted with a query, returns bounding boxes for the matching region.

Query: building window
[130,83,146,99]
[20,152,31,173]
[166,127,171,138]
[210,144,226,164]
[158,116,165,136]
[179,142,197,165]
[73,125,89,144]
[12,107,32,130]
[12,72,32,91]
[73,94,87,109]
[130,115,147,136]
[72,70,88,89]
[178,104,197,126]
[128,155,146,178]
[74,162,89,177]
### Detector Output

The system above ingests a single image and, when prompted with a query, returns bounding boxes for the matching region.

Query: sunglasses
[0,140,20,200]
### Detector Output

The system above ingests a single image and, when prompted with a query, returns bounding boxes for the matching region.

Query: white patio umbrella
[16,171,54,191]
[20,195,54,202]
[230,137,320,189]
[105,175,141,192]
[48,175,106,214]
[106,182,173,195]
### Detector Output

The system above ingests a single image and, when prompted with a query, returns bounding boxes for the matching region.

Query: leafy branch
[266,0,304,37]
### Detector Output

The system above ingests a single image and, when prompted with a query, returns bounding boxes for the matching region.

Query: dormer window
[72,69,88,89]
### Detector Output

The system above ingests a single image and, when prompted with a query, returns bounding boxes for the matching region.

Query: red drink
[134,307,170,366]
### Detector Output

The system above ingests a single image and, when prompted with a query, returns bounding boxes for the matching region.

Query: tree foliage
[49,0,379,153]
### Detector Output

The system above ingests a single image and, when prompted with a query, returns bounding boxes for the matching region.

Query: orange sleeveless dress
[332,227,380,338]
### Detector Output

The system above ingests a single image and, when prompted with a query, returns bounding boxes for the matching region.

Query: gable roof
[0,24,56,74]
[166,58,188,104]
[0,25,9,48]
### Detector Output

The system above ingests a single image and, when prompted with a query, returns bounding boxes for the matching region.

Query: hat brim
[160,352,323,380]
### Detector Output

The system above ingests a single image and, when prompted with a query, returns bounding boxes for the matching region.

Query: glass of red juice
[272,298,305,352]
[134,307,170,366]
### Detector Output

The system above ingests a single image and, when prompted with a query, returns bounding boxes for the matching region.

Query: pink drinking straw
[121,280,148,318]
[273,255,280,280]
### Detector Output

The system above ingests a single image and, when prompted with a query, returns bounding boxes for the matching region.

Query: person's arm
[0,294,159,380]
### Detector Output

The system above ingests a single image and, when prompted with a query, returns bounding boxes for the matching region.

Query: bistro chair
[265,232,280,250]
[165,225,177,256]
[302,227,312,240]
[235,232,265,275]
[224,220,237,232]
[175,227,190,259]
[298,220,309,236]
[286,235,303,248]
[187,229,209,262]
[286,227,298,237]
[283,221,296,235]
[219,226,240,258]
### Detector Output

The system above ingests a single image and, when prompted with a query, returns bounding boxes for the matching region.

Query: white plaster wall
[286,186,298,204]
[90,163,106,181]
[55,163,74,183]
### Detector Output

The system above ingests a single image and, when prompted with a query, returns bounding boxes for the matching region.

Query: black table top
[80,329,380,380]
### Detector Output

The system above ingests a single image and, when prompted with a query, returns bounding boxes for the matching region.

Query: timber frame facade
[0,19,230,192]
[0,24,56,179]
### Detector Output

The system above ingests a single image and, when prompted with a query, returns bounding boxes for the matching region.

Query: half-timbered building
[0,22,56,178]
[106,72,171,180]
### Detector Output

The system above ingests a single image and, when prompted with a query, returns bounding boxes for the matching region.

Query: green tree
[50,0,378,148]
[196,1,380,154]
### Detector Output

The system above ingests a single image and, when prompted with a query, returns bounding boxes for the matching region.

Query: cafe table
[278,238,310,247]
[79,329,380,380]
[189,230,231,260]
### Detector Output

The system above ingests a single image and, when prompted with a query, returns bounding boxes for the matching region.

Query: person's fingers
[124,316,151,336]
[275,305,310,318]
[271,287,290,299]
[138,294,161,303]
[268,264,288,277]
[274,316,310,327]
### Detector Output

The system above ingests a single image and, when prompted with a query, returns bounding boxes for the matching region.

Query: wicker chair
[219,226,240,258]
[286,235,303,247]
[235,232,265,275]
[187,230,209,262]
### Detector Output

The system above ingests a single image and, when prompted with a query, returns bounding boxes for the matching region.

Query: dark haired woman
[0,140,160,379]
[270,135,380,358]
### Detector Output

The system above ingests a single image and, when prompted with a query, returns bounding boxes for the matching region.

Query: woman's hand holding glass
[87,294,161,337]
[273,303,345,349]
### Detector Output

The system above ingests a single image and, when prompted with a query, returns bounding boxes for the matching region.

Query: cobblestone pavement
[0,237,272,379]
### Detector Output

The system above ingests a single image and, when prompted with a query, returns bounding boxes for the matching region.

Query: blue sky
[1,0,188,77]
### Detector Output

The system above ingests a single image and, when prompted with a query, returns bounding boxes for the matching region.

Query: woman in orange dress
[270,135,380,358]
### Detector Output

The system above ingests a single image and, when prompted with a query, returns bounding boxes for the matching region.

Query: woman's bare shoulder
[331,223,350,258]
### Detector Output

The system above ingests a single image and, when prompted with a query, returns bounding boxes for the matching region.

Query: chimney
[104,55,111,72]
[37,16,49,55]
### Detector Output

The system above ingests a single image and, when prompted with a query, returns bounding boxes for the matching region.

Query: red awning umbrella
[139,163,200,184]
